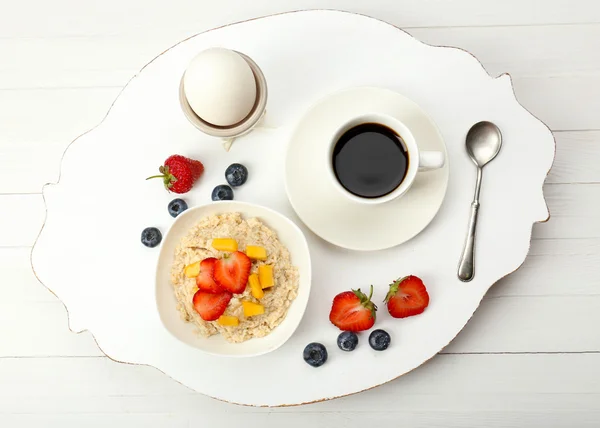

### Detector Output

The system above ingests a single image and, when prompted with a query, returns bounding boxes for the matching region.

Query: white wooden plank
[0,37,164,89]
[2,411,599,428]
[548,131,600,184]
[0,293,597,357]
[0,415,188,428]
[445,295,600,353]
[1,89,599,195]
[2,237,597,311]
[0,88,120,143]
[0,354,598,415]
[0,39,161,90]
[409,24,600,78]
[3,24,600,90]
[2,0,599,39]
[1,25,600,193]
[513,75,600,131]
[0,140,65,194]
[0,183,594,248]
[0,195,44,247]
[2,239,598,357]
[489,238,600,297]
[0,238,593,358]
[0,302,103,357]
[0,248,56,302]
[0,88,120,194]
[0,20,598,139]
[2,127,596,194]
[533,184,600,240]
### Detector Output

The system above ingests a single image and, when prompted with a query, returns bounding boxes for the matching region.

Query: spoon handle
[458,166,483,282]
[457,201,480,282]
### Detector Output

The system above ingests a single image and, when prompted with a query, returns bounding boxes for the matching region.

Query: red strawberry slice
[192,290,232,321]
[385,275,430,318]
[147,155,204,194]
[195,258,223,293]
[213,251,252,294]
[329,285,377,332]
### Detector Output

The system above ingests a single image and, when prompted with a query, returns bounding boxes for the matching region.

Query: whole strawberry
[329,285,377,332]
[147,155,204,194]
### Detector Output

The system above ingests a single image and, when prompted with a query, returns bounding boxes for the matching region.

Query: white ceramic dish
[31,11,554,406]
[155,201,312,357]
[286,87,449,251]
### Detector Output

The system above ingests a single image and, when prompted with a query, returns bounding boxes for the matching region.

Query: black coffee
[332,123,409,198]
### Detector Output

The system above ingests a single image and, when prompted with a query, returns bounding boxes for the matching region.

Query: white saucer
[285,87,449,251]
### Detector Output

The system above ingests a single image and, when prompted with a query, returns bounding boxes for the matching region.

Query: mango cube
[217,315,239,327]
[184,261,201,278]
[258,265,274,289]
[242,301,265,317]
[246,245,267,261]
[248,274,264,299]
[212,238,238,252]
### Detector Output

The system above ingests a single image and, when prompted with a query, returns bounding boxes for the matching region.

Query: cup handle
[418,151,445,171]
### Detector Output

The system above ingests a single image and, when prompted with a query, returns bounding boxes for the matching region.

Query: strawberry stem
[146,165,176,191]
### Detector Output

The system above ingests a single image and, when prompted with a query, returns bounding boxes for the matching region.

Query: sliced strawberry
[192,290,232,321]
[329,285,377,332]
[385,275,430,318]
[213,251,252,294]
[195,258,223,293]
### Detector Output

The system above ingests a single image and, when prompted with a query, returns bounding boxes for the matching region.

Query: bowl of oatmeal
[155,201,311,357]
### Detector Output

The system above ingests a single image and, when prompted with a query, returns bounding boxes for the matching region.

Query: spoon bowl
[466,121,502,168]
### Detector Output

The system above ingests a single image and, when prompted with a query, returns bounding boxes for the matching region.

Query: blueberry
[303,342,328,367]
[225,163,248,187]
[368,329,391,351]
[168,198,188,218]
[211,184,234,201]
[141,227,162,248]
[337,331,359,352]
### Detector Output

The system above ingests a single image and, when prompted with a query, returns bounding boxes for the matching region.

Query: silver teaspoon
[457,121,502,282]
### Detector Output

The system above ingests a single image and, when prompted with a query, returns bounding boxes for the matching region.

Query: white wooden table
[1,1,599,426]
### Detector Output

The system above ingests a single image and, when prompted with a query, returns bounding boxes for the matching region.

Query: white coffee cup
[328,113,445,205]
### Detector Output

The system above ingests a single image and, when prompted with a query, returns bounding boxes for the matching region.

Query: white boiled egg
[183,48,257,127]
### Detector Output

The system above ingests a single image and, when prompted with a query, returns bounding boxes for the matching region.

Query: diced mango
[248,274,264,299]
[258,265,274,289]
[217,315,240,326]
[246,245,267,261]
[184,261,201,278]
[242,301,265,317]
[212,238,238,252]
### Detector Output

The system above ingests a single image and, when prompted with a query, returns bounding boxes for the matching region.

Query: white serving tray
[31,10,554,406]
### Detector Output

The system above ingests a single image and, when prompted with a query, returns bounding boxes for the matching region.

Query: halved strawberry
[213,251,252,294]
[195,258,223,293]
[192,290,232,321]
[385,275,430,318]
[329,285,377,332]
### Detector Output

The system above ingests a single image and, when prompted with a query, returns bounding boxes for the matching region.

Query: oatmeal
[170,212,299,343]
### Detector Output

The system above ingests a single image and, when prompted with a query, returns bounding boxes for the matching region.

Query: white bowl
[155,201,311,357]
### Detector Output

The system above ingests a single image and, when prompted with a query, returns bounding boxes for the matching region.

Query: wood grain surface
[1,1,598,426]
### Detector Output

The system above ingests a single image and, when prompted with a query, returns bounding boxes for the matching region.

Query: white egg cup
[179,51,268,151]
